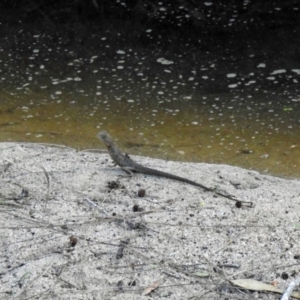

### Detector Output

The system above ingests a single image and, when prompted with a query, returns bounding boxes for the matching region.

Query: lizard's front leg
[120,166,135,176]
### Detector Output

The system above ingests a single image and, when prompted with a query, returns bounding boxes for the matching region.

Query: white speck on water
[178,151,185,155]
[101,37,106,40]
[204,2,213,6]
[228,83,238,88]
[96,92,102,95]
[257,63,266,68]
[291,69,300,74]
[245,80,256,85]
[74,77,82,81]
[90,56,98,63]
[33,49,39,53]
[157,91,164,95]
[164,69,171,73]
[117,66,124,69]
[159,7,166,11]
[191,121,198,125]
[28,77,32,81]
[40,65,45,69]
[55,91,62,95]
[137,73,143,76]
[146,29,152,32]
[266,77,275,80]
[116,50,125,54]
[188,77,194,81]
[227,73,236,78]
[202,76,208,79]
[270,69,286,75]
[157,58,174,65]
[127,99,134,103]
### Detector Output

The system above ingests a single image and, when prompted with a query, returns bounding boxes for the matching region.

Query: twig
[281,276,300,300]
[40,164,50,203]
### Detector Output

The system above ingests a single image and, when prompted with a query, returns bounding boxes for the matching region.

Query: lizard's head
[97,130,112,146]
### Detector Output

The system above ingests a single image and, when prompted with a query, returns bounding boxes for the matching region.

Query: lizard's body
[97,130,251,205]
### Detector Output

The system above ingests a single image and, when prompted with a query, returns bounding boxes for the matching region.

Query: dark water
[0,2,299,177]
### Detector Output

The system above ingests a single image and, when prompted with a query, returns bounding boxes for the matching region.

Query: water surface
[0,8,299,177]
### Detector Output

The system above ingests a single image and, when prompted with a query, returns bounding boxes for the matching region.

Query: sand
[0,142,300,299]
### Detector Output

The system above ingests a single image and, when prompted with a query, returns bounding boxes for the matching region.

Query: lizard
[97,130,252,206]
